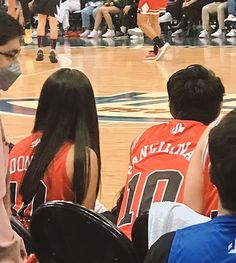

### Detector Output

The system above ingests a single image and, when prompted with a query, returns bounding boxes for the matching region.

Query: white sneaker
[80,29,91,38]
[159,12,172,23]
[130,35,143,39]
[226,28,236,37]
[156,42,170,61]
[224,14,236,22]
[211,29,223,37]
[88,29,99,38]
[102,29,115,38]
[199,29,209,38]
[171,29,183,37]
[127,27,143,37]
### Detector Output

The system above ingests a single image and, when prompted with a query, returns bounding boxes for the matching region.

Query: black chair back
[30,201,139,263]
[131,211,149,263]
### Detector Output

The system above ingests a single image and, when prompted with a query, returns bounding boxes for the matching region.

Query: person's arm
[183,124,212,214]
[7,0,17,18]
[144,232,176,263]
[82,148,99,209]
[66,146,99,210]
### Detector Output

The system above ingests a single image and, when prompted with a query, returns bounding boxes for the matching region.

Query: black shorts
[33,0,60,17]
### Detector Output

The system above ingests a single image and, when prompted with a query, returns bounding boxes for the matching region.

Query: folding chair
[131,211,149,263]
[30,201,139,263]
[10,216,34,255]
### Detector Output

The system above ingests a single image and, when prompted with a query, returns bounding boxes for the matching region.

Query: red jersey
[117,120,206,239]
[9,132,74,227]
[138,0,167,14]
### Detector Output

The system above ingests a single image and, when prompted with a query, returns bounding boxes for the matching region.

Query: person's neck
[217,201,236,216]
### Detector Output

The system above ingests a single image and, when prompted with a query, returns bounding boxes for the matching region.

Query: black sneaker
[49,50,58,63]
[36,49,44,61]
[114,31,128,39]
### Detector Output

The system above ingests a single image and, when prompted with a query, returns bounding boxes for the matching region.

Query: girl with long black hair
[9,68,101,228]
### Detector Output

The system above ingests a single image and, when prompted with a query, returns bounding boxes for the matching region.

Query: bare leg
[94,7,103,30]
[101,6,119,29]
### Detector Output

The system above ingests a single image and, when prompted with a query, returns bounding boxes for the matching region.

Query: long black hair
[20,68,101,205]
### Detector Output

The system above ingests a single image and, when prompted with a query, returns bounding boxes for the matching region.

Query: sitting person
[144,109,236,263]
[199,0,227,38]
[117,64,225,239]
[88,0,123,38]
[114,0,139,37]
[171,0,212,37]
[57,0,81,35]
[224,0,236,37]
[9,68,101,229]
[80,0,104,37]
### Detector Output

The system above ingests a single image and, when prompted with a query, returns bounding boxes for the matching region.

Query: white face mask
[0,60,21,91]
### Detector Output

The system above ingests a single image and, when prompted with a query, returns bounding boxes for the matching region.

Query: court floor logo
[0,92,236,123]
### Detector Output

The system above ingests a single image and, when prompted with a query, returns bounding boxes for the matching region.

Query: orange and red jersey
[138,0,167,14]
[117,119,206,239]
[9,132,74,228]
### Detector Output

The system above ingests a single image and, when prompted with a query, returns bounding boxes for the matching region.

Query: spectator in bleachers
[224,0,236,37]
[171,0,212,37]
[57,0,81,36]
[199,0,227,38]
[88,0,124,38]
[80,0,104,37]
[114,0,139,38]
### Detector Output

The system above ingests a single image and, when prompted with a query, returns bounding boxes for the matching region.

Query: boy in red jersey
[117,64,225,239]
[137,0,170,60]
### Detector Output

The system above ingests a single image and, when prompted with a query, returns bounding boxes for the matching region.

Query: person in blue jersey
[144,108,236,263]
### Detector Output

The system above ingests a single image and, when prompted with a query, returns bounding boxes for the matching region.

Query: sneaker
[24,28,32,44]
[102,29,115,38]
[36,49,44,61]
[127,27,144,37]
[224,14,236,22]
[130,35,143,39]
[32,29,37,38]
[88,29,99,38]
[114,31,128,39]
[144,50,158,60]
[199,29,209,38]
[159,12,172,23]
[171,29,183,37]
[49,50,58,63]
[226,28,236,37]
[211,28,223,37]
[156,42,170,61]
[80,29,91,38]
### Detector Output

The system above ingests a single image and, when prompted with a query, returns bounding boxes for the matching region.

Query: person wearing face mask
[0,11,26,262]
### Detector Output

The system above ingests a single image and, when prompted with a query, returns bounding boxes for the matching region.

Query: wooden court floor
[1,45,236,209]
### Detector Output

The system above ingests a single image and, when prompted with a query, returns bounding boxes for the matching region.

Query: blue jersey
[169,215,236,263]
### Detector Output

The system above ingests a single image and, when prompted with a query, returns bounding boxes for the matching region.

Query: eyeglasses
[0,49,21,60]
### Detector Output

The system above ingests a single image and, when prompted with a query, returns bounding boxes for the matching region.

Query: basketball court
[1,41,236,208]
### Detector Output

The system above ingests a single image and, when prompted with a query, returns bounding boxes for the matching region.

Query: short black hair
[209,109,236,211]
[167,64,225,125]
[0,11,23,45]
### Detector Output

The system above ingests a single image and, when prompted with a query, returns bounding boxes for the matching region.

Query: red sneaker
[144,50,158,60]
